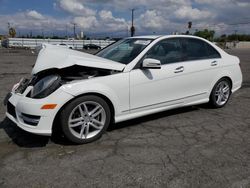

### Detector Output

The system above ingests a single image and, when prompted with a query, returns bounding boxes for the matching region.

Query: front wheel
[60,95,111,144]
[209,78,231,108]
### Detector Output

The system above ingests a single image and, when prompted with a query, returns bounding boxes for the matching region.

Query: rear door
[178,38,222,101]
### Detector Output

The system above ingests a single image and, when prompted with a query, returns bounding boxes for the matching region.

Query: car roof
[129,35,206,40]
[130,35,162,39]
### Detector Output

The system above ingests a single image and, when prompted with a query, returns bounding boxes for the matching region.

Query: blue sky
[0,0,52,14]
[0,0,249,37]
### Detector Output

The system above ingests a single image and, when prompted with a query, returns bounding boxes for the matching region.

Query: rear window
[181,38,221,61]
[205,43,221,59]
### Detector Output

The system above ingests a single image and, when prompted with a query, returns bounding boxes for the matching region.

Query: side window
[205,43,221,59]
[144,38,182,65]
[181,38,208,61]
[181,38,221,61]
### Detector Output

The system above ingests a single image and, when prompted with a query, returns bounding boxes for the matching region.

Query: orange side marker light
[41,104,57,110]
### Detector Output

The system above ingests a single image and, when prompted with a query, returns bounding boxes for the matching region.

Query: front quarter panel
[60,72,130,116]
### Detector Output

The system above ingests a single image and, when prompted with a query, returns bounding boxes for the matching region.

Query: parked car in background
[5,35,242,144]
[57,43,74,49]
[83,44,101,50]
[1,39,9,48]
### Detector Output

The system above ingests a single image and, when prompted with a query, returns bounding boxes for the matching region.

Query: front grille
[7,102,16,118]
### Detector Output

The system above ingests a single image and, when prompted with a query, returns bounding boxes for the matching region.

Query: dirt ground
[0,48,249,188]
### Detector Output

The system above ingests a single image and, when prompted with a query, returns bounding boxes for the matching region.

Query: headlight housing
[30,75,61,99]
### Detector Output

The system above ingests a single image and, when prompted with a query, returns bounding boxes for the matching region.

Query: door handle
[174,66,184,73]
[211,61,218,66]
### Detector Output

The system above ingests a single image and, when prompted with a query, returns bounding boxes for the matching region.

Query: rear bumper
[6,87,74,136]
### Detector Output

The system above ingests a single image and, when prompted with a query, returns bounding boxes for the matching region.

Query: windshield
[96,38,152,64]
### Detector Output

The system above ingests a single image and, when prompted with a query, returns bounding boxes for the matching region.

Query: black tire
[209,78,231,108]
[60,95,111,144]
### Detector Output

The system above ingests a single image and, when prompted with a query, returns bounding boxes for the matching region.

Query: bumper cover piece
[5,88,74,136]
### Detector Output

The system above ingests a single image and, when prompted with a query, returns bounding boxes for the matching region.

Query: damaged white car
[5,35,242,144]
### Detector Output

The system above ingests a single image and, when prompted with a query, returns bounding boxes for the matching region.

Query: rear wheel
[60,95,111,144]
[209,78,231,108]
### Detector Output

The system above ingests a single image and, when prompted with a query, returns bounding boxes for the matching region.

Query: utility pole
[66,24,68,39]
[130,8,136,37]
[7,22,10,36]
[234,30,238,48]
[187,21,192,35]
[72,23,77,39]
[234,30,238,40]
[42,29,44,39]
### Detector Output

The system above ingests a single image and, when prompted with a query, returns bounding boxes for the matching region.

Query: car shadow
[0,106,200,147]
[0,118,49,148]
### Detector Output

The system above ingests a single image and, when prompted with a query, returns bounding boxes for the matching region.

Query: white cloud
[83,0,191,11]
[0,0,249,36]
[26,10,45,20]
[73,16,98,30]
[174,6,213,20]
[57,0,96,16]
[98,10,128,31]
[0,11,70,35]
[99,10,114,21]
[137,10,168,30]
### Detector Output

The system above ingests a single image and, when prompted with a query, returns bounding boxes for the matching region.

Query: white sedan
[5,35,242,144]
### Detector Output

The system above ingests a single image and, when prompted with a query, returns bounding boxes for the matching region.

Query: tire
[209,78,231,108]
[60,95,111,144]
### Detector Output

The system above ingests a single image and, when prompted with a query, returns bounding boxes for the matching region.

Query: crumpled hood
[32,43,125,74]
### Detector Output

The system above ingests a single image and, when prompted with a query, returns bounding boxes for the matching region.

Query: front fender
[60,73,130,116]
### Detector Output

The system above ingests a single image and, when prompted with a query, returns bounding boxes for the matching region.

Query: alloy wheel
[214,81,230,106]
[68,101,106,140]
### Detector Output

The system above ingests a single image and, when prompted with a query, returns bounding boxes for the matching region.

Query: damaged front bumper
[5,85,74,136]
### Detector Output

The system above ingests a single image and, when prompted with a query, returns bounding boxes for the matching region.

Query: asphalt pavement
[0,48,249,188]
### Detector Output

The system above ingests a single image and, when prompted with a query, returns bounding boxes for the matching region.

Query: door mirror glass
[142,58,161,69]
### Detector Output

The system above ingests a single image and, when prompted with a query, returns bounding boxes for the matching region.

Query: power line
[227,21,250,25]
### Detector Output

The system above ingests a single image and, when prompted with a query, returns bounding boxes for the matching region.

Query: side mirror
[142,58,161,69]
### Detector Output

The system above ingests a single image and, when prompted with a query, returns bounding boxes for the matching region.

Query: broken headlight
[30,75,61,99]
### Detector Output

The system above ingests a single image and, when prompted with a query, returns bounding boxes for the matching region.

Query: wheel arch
[222,76,233,89]
[209,76,233,97]
[52,92,116,134]
[209,73,233,94]
[208,76,233,108]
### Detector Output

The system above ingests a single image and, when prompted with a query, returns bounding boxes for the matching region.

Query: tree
[215,34,250,42]
[194,29,215,41]
[188,21,192,29]
[9,27,16,38]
